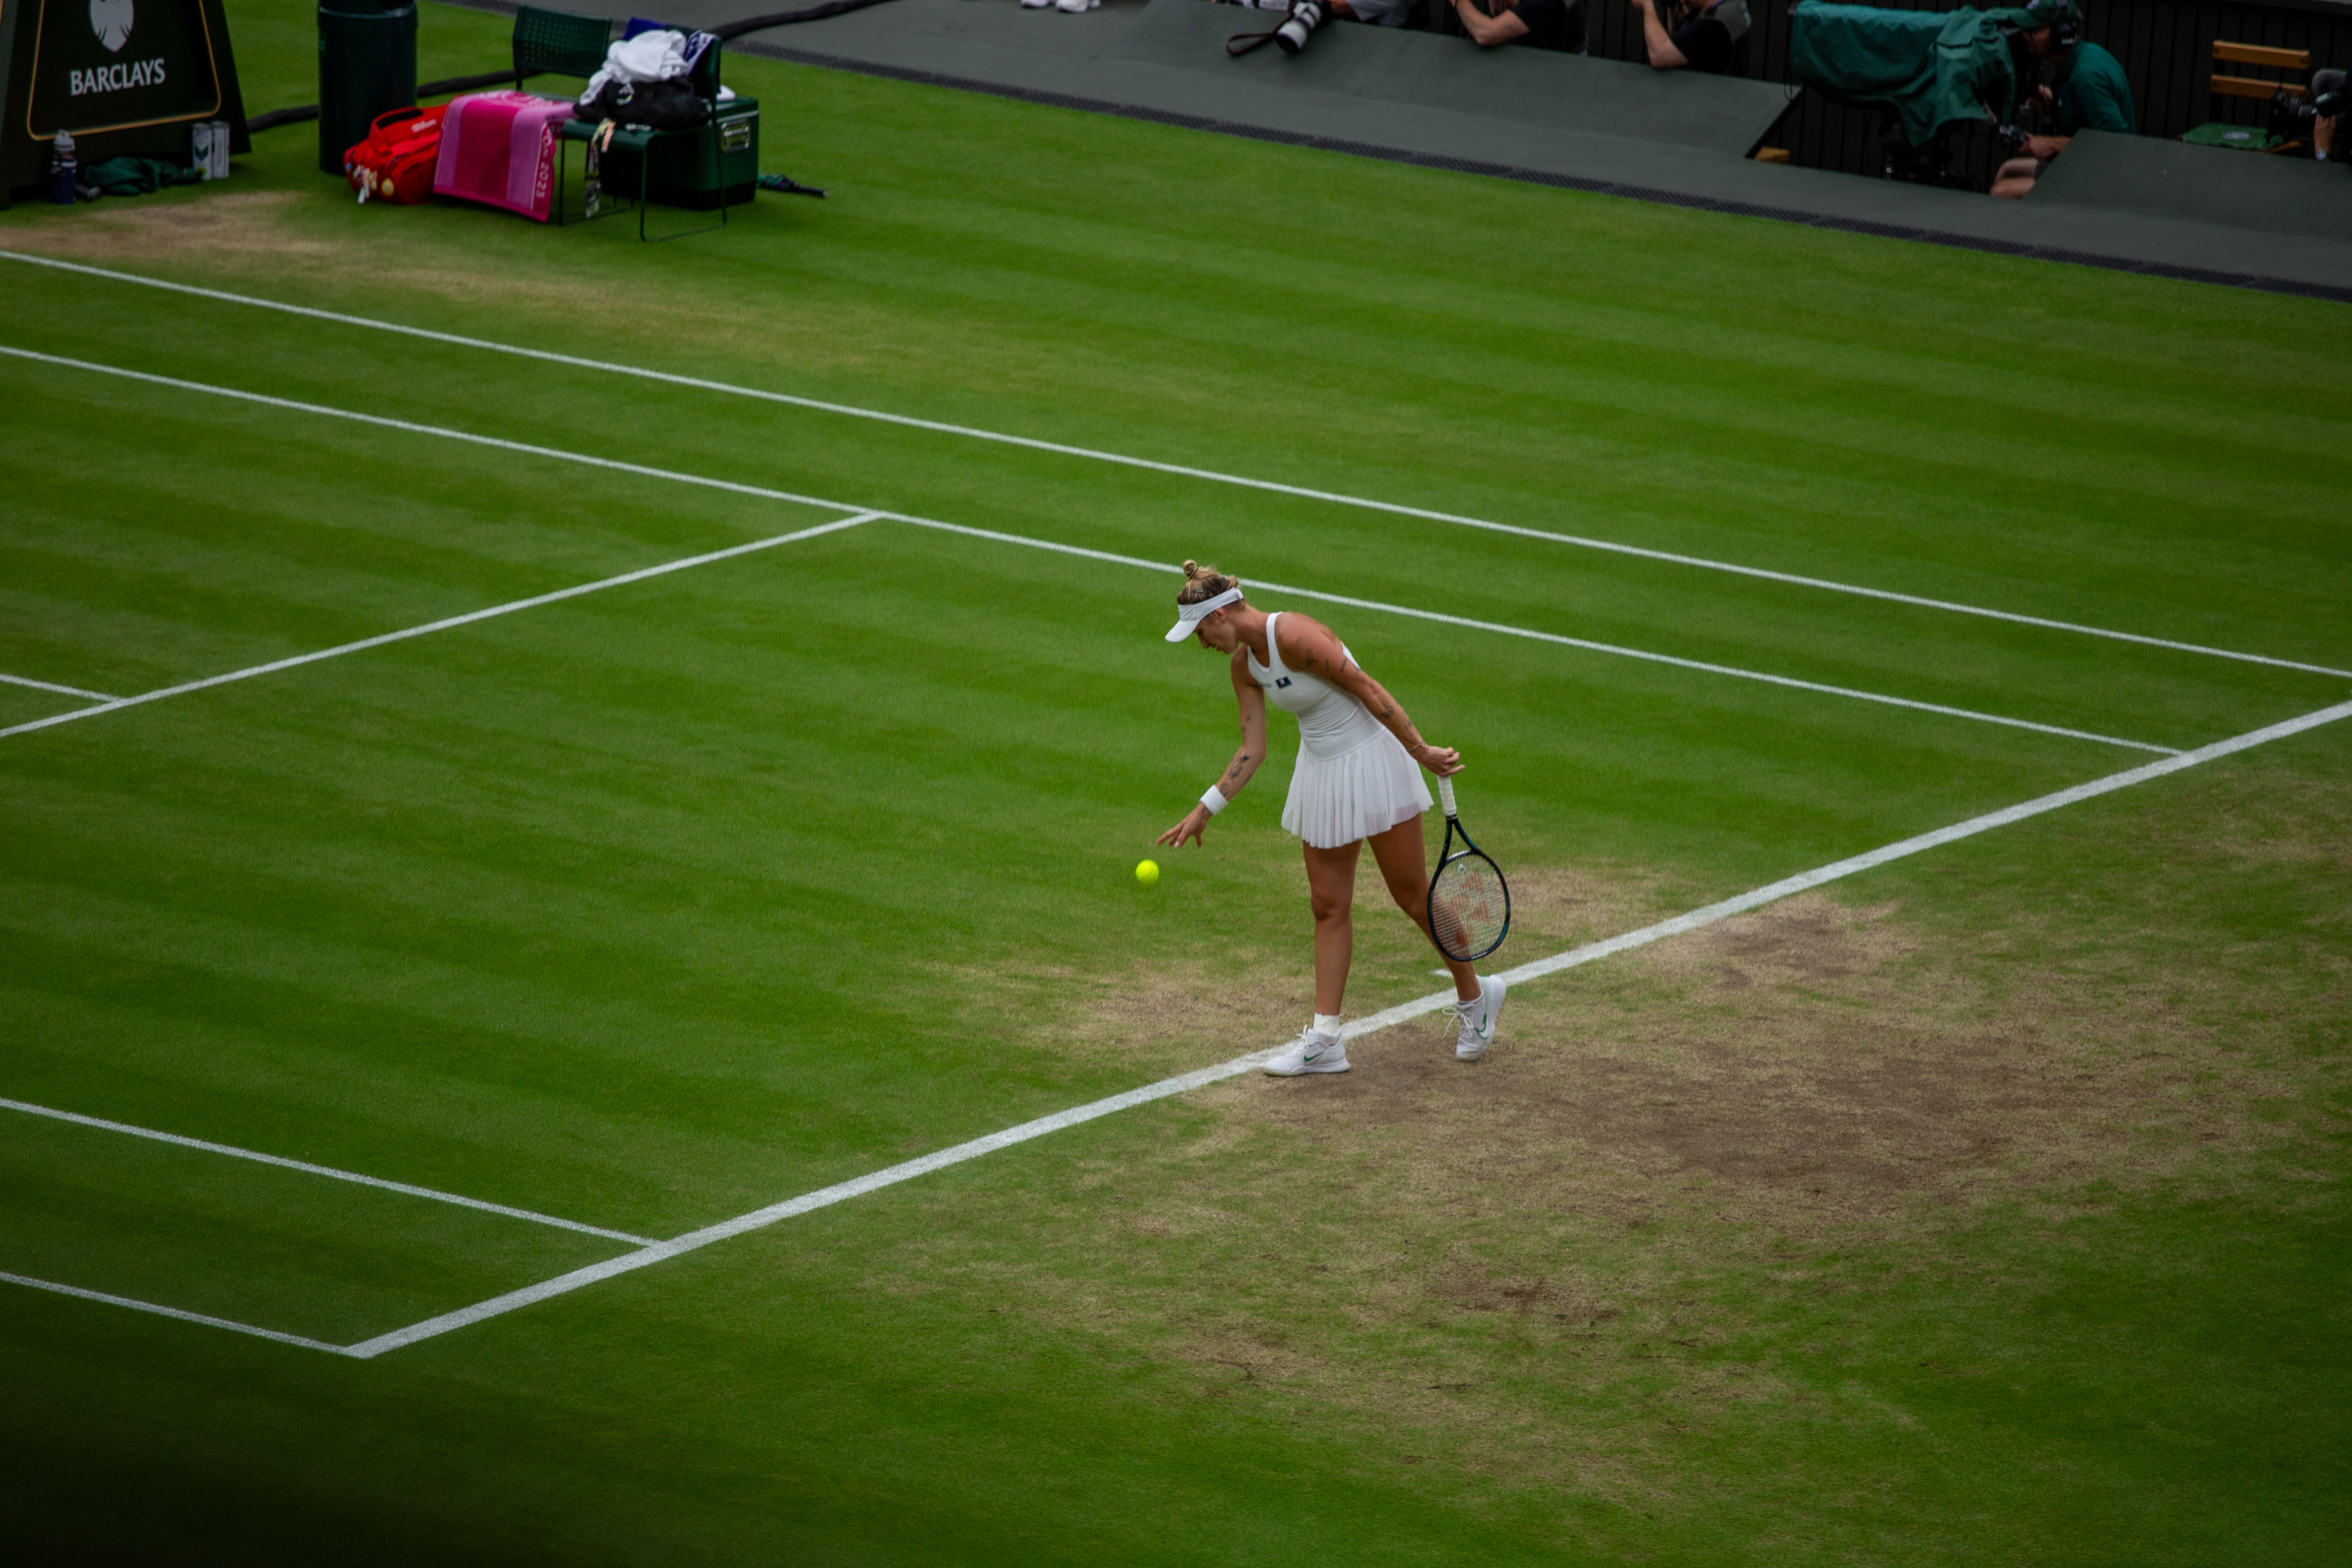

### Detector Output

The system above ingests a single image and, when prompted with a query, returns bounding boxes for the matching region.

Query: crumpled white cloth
[581,30,690,103]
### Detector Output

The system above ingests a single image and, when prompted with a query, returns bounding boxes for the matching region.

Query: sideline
[0,348,2178,754]
[0,672,119,701]
[0,1269,356,1356]
[901,518,2180,755]
[6,251,2344,682]
[0,1096,655,1246]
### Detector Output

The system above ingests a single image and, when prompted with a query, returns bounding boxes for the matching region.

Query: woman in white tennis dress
[1157,562,1505,1075]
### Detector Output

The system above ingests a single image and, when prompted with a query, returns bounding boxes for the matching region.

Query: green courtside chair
[516,6,756,242]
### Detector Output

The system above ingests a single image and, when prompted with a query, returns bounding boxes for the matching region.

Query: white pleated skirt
[1282,728,1433,849]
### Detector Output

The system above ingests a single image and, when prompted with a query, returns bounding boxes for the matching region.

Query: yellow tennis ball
[1136,859,1160,886]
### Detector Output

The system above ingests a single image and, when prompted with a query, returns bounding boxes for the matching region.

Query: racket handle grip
[1437,775,1457,820]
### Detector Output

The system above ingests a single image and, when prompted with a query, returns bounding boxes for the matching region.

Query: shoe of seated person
[1022,0,1052,9]
[1054,0,1099,10]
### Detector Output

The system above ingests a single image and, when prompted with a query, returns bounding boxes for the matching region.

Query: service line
[5,249,2344,681]
[0,348,2177,754]
[0,512,883,742]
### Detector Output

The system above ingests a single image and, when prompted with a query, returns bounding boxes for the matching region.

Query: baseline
[0,1096,653,1246]
[5,252,2342,682]
[343,694,2352,1360]
[0,348,2179,754]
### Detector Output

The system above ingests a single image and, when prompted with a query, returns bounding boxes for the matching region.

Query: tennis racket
[1427,776,1510,964]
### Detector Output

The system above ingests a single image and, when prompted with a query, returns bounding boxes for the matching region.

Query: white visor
[1164,586,1243,642]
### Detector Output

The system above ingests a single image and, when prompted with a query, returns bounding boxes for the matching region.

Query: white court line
[893,518,2180,755]
[0,671,119,701]
[335,695,2352,1359]
[0,1269,357,1356]
[0,1096,653,1246]
[0,348,2179,755]
[6,249,2345,682]
[0,345,857,514]
[0,513,882,742]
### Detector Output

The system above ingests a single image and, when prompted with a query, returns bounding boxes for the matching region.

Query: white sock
[1312,1013,1343,1039]
[1455,978,1483,1012]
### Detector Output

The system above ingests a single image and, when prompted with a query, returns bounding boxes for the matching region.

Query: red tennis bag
[344,105,447,204]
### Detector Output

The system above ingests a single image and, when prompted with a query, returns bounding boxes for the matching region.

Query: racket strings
[1430,854,1507,962]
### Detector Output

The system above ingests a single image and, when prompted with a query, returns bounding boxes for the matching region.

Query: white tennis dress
[1248,612,1433,849]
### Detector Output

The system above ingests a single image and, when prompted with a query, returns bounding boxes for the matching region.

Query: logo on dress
[90,0,135,52]
[1276,677,1292,688]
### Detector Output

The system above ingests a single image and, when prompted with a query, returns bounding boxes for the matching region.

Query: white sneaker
[1054,0,1099,11]
[1022,0,1053,9]
[1264,1028,1349,1076]
[1453,975,1505,1062]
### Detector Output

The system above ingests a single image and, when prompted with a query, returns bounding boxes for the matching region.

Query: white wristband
[1200,786,1228,816]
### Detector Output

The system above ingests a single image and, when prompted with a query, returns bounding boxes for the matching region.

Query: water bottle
[50,130,76,205]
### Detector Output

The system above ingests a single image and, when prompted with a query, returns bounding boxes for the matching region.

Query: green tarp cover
[1788,2,2018,148]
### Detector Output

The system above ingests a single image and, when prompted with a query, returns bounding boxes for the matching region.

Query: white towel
[581,30,690,103]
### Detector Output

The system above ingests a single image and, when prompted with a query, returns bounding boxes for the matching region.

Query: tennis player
[1157,561,1506,1075]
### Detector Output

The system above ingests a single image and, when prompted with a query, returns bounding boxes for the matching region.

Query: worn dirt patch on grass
[912,854,2337,1517]
[4,190,333,263]
[942,859,1690,1081]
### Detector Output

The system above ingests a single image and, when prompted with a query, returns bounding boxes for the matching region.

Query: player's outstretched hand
[1414,743,1464,778]
[1158,805,1211,849]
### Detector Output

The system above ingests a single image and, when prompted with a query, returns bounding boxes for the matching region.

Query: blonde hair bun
[1176,559,1241,607]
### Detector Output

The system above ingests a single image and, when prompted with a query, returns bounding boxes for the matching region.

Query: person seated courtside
[1990,0,2134,198]
[1448,0,1578,49]
[2284,68,2344,162]
[1628,0,1746,72]
[1225,0,1414,30]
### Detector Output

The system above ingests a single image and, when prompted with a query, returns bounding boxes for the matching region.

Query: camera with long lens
[1276,0,1329,54]
[2271,68,2349,146]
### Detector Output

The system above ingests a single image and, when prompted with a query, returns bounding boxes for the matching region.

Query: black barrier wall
[1435,0,2350,181]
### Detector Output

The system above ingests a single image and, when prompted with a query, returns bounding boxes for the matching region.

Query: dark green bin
[318,0,418,173]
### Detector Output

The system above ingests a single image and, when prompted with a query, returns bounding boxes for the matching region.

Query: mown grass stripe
[339,695,2352,1360]
[0,346,2166,753]
[7,250,2341,682]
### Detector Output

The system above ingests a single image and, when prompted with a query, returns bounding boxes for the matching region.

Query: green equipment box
[598,98,757,211]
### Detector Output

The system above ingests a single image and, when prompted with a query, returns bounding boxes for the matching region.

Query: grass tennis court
[3,0,2349,1559]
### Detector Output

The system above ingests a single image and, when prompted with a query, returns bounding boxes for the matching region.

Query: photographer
[2275,69,2346,161]
[1991,0,2134,199]
[1627,0,1746,73]
[1448,0,1578,49]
